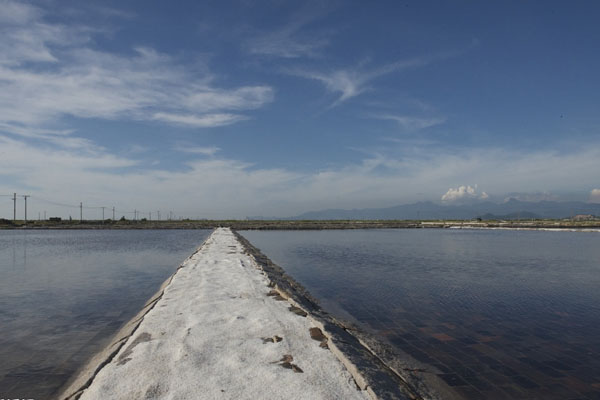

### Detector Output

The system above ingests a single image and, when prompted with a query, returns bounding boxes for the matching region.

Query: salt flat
[77,228,368,400]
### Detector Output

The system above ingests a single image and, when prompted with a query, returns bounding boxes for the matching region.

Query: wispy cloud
[247,27,329,59]
[0,122,101,150]
[184,86,274,112]
[0,0,40,24]
[152,113,247,128]
[0,1,273,140]
[287,44,476,106]
[0,134,136,172]
[373,114,446,131]
[173,144,220,156]
[286,56,437,106]
[245,3,332,58]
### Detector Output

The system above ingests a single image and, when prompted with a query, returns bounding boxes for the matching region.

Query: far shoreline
[1,219,599,231]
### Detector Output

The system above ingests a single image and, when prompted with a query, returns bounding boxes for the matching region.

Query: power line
[30,196,80,209]
[31,195,130,214]
[3,193,178,221]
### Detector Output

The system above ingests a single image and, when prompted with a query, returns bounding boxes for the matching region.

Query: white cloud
[287,56,441,106]
[0,135,135,173]
[152,113,247,128]
[185,86,274,112]
[374,115,446,131]
[173,144,220,156]
[0,0,40,24]
[441,185,485,202]
[0,1,273,135]
[285,42,477,107]
[590,189,600,203]
[0,1,91,67]
[3,135,600,219]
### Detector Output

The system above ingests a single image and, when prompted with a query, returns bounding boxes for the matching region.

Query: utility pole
[112,207,115,220]
[101,206,105,224]
[44,211,46,220]
[149,211,152,221]
[134,209,137,221]
[22,195,29,223]
[13,193,16,221]
[80,202,83,223]
[157,211,160,221]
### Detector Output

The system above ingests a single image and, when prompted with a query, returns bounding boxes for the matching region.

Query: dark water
[0,229,210,399]
[243,229,600,400]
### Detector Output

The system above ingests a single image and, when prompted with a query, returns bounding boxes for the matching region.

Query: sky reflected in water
[0,229,210,399]
[243,229,600,400]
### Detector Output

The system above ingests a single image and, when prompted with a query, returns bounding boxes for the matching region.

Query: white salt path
[79,228,369,400]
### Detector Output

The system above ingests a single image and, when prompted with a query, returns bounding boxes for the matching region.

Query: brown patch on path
[262,335,283,344]
[309,327,329,349]
[289,305,308,317]
[273,354,304,373]
[266,289,286,301]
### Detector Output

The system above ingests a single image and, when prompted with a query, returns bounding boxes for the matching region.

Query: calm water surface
[0,229,210,399]
[243,229,600,400]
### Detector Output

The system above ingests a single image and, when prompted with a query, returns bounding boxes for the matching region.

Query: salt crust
[79,228,369,400]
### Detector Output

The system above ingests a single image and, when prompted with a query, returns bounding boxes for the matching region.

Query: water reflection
[0,229,210,399]
[7,231,29,269]
[243,229,600,400]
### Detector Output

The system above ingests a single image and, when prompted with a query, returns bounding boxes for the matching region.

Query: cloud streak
[152,113,248,128]
[287,56,439,106]
[245,3,332,59]
[286,42,477,106]
[373,115,446,131]
[0,1,273,138]
[172,144,220,156]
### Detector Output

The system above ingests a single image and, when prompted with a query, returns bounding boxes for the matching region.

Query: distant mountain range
[260,199,600,220]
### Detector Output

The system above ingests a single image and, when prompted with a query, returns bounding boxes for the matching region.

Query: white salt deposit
[79,228,369,400]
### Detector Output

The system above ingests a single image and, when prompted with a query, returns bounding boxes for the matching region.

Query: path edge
[56,233,213,400]
[234,230,435,400]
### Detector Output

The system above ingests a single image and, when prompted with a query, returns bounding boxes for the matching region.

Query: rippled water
[242,229,600,400]
[0,229,210,399]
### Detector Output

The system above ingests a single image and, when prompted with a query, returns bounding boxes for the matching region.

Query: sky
[1,0,599,219]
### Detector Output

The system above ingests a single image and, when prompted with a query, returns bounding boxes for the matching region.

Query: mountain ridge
[251,200,600,220]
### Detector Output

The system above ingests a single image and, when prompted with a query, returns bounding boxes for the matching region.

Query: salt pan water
[243,229,600,400]
[0,229,210,399]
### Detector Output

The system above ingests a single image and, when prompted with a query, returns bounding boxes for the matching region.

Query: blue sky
[1,0,599,219]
